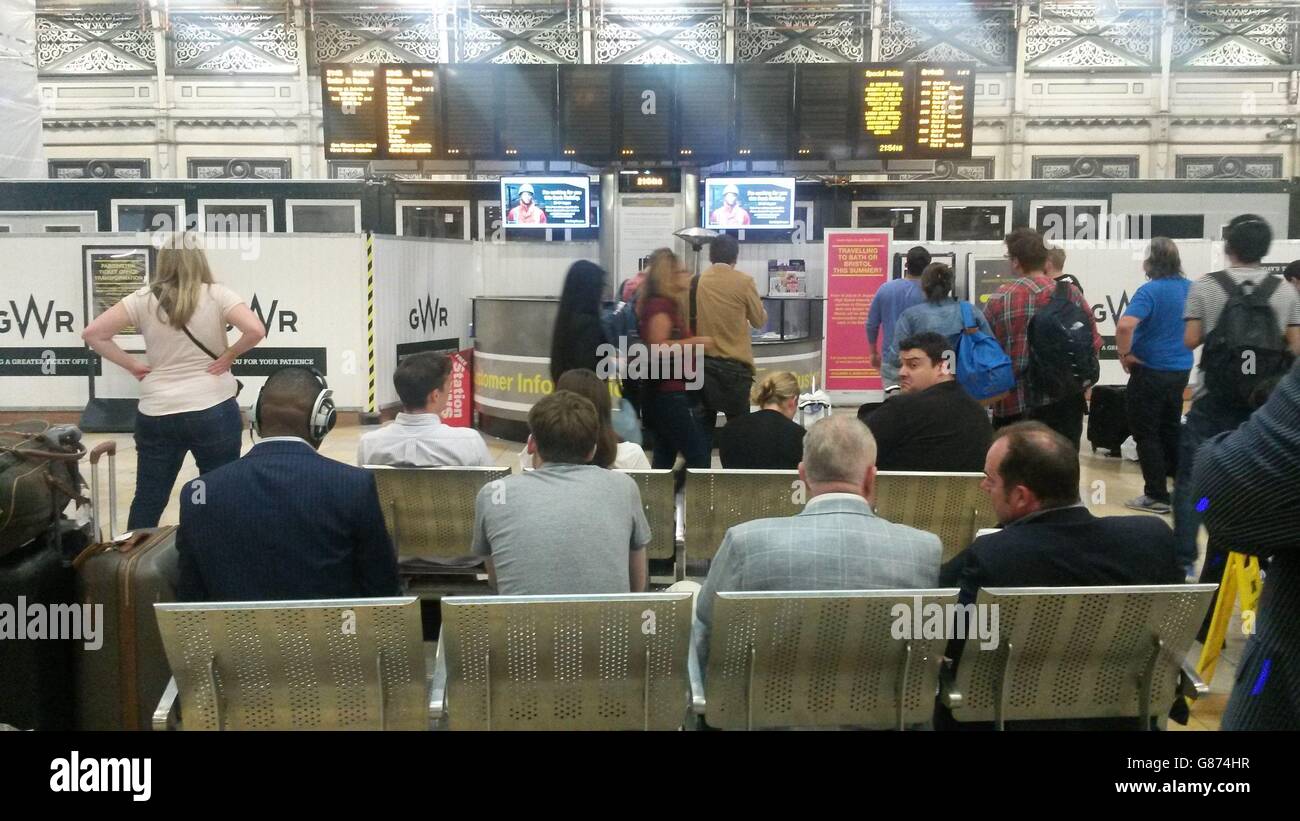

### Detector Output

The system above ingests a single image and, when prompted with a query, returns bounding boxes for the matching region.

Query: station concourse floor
[73,413,1240,732]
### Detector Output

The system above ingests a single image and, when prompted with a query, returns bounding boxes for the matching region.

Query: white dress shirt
[357,412,493,468]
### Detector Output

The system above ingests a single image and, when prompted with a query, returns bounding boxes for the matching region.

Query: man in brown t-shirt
[694,233,768,451]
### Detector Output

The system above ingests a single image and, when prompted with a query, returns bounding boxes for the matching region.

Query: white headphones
[252,367,336,444]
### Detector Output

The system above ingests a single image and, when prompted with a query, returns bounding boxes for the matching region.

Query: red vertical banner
[823,230,891,394]
[440,348,474,427]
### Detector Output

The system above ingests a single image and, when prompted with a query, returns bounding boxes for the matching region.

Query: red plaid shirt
[983,275,1103,419]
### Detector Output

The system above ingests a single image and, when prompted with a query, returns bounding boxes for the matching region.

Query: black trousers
[993,393,1087,451]
[1124,365,1190,503]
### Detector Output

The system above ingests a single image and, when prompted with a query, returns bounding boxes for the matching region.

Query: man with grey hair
[692,414,942,671]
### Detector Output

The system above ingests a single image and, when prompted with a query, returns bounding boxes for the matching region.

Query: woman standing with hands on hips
[82,233,266,529]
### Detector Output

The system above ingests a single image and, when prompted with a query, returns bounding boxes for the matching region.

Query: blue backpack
[951,301,1015,401]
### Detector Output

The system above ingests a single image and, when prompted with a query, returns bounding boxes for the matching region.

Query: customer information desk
[472,296,824,441]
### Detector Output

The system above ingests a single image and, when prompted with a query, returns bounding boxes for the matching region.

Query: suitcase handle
[89,440,119,543]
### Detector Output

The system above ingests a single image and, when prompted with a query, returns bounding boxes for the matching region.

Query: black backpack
[1201,271,1293,408]
[1026,280,1100,406]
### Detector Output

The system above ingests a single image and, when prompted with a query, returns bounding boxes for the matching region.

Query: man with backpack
[1175,214,1300,579]
[984,228,1102,450]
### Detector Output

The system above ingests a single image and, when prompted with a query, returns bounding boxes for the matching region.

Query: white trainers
[1125,495,1172,515]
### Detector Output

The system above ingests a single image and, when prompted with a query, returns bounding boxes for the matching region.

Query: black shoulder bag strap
[180,325,244,397]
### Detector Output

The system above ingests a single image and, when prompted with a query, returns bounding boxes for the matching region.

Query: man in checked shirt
[983,228,1102,450]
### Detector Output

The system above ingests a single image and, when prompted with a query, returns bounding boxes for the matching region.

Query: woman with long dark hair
[549,260,607,383]
[888,262,992,373]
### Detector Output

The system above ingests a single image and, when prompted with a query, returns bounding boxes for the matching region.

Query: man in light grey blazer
[693,414,942,672]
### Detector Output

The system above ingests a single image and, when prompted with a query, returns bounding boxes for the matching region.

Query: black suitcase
[1087,385,1129,454]
[0,535,77,730]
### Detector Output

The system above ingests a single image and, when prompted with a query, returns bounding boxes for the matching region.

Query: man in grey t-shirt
[473,390,651,595]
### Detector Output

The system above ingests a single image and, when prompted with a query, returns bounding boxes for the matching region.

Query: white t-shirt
[614,441,651,470]
[121,283,245,416]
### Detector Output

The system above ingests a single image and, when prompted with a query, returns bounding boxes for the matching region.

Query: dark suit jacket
[177,439,400,602]
[1193,360,1300,730]
[937,505,1183,730]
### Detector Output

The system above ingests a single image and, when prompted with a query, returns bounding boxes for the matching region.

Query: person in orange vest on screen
[710,184,751,227]
[507,183,548,225]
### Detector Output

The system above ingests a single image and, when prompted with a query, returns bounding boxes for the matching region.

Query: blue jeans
[644,391,710,471]
[128,398,243,529]
[1172,395,1251,571]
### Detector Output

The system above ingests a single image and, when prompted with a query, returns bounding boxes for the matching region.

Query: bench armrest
[152,678,180,731]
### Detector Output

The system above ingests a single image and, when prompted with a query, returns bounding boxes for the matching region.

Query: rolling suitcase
[1087,385,1129,455]
[72,440,180,731]
[0,535,77,730]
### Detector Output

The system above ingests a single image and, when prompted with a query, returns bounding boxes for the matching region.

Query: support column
[582,0,595,64]
[292,1,315,179]
[150,8,173,178]
[869,0,884,62]
[599,169,618,293]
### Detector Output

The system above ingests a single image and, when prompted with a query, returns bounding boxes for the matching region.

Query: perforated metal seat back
[617,469,675,560]
[155,597,427,731]
[441,593,693,730]
[684,469,803,561]
[370,466,510,559]
[874,472,997,563]
[951,585,1217,723]
[705,590,958,729]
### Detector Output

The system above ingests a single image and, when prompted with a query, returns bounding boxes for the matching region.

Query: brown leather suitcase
[72,441,179,731]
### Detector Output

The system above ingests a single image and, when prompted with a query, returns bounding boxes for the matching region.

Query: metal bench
[431,592,694,730]
[873,472,999,563]
[368,466,510,560]
[691,589,959,730]
[941,584,1217,729]
[617,469,677,564]
[684,469,802,565]
[152,596,430,731]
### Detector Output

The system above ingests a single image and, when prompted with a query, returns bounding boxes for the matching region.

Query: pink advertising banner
[823,230,891,393]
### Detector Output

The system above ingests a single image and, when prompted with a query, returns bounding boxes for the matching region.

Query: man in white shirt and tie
[358,352,493,468]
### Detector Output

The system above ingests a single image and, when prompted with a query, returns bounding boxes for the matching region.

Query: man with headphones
[177,367,400,601]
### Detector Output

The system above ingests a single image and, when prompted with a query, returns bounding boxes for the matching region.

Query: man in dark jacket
[1193,361,1300,730]
[177,367,400,601]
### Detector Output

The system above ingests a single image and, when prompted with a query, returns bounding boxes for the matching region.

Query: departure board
[795,64,854,158]
[497,66,557,158]
[443,65,497,158]
[736,65,792,159]
[913,65,974,157]
[560,66,614,160]
[857,63,974,160]
[383,65,439,157]
[621,67,674,160]
[675,65,733,161]
[322,65,383,159]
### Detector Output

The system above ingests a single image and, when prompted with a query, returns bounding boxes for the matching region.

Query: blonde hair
[1046,246,1066,272]
[636,247,687,323]
[752,371,800,407]
[150,234,214,329]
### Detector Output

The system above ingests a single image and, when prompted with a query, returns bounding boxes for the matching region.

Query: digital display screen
[857,63,974,160]
[500,177,591,229]
[322,65,383,158]
[703,177,796,230]
[383,65,439,157]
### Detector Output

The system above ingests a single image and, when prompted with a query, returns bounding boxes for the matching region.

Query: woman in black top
[550,260,608,383]
[718,371,806,469]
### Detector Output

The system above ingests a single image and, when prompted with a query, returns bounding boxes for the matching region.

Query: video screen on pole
[703,178,796,230]
[500,177,591,229]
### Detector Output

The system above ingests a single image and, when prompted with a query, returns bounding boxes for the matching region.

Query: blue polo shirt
[1123,276,1193,372]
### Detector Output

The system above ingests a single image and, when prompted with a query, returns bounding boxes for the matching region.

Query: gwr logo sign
[409,295,449,332]
[247,295,299,336]
[0,297,76,339]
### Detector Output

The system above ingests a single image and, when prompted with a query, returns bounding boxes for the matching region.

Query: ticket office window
[197,200,274,235]
[285,200,362,233]
[111,200,185,234]
[852,201,927,242]
[1149,214,1206,240]
[0,211,98,232]
[936,201,1011,242]
[397,200,470,240]
[1030,201,1108,242]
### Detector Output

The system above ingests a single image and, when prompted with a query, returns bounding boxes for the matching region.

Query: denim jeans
[128,397,243,529]
[1125,366,1190,503]
[1172,394,1251,572]
[644,390,710,472]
